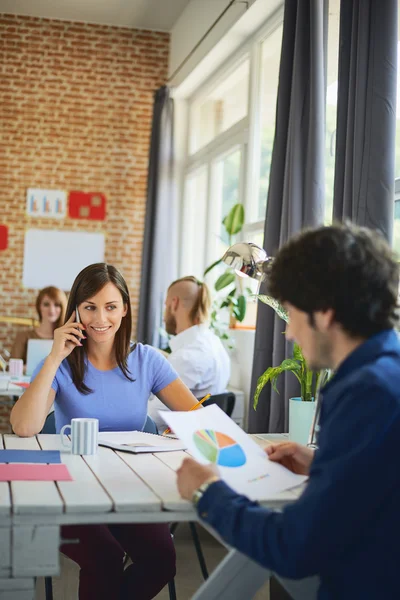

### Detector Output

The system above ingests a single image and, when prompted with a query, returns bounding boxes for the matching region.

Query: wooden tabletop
[0,433,300,527]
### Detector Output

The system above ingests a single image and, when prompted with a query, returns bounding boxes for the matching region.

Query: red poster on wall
[68,192,106,221]
[0,225,8,250]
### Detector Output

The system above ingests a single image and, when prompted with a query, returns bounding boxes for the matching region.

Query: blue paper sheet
[0,450,61,464]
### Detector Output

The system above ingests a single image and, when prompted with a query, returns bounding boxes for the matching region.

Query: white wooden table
[0,375,29,399]
[0,432,305,600]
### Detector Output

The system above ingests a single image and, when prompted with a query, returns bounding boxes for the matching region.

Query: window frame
[179,9,284,277]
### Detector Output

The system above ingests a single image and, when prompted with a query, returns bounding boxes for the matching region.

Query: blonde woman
[10,286,67,363]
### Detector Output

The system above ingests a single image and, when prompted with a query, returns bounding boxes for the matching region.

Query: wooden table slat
[83,446,162,513]
[116,452,192,512]
[37,435,113,514]
[154,450,188,472]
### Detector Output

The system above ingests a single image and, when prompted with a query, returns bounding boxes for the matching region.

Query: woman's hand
[266,442,314,475]
[49,311,86,363]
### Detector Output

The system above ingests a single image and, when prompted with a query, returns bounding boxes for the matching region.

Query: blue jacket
[197,329,400,599]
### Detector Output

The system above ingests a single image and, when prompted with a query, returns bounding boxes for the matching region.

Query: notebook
[26,339,53,376]
[97,431,186,454]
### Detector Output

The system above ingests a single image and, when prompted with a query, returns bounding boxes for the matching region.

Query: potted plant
[253,295,331,443]
[204,203,252,344]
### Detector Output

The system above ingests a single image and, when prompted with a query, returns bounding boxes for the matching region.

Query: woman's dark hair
[36,286,67,328]
[268,222,400,338]
[64,263,134,394]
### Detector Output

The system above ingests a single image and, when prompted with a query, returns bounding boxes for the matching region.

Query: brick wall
[0,14,170,430]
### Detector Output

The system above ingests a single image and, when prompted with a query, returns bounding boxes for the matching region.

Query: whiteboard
[23,229,105,291]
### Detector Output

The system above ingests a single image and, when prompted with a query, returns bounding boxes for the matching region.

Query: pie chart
[193,429,246,467]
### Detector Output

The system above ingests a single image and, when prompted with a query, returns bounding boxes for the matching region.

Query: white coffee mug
[9,358,23,378]
[60,418,99,455]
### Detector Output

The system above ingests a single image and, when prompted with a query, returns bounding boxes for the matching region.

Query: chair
[203,391,236,417]
[143,413,158,434]
[41,411,56,434]
[44,414,177,600]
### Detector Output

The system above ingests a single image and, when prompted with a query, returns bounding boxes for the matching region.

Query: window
[257,25,283,220]
[394,180,400,255]
[325,0,340,224]
[180,12,284,287]
[180,168,208,279]
[189,59,250,155]
[394,36,400,256]
[214,147,242,248]
[395,42,400,180]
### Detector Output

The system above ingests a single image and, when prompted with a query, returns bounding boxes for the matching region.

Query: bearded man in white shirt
[148,276,231,432]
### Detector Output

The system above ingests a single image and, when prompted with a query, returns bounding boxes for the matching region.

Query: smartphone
[75,305,83,341]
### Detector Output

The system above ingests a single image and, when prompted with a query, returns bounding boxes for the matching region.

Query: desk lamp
[221,241,321,448]
[221,242,273,288]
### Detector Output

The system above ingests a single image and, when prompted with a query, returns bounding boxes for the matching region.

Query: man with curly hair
[177,223,400,600]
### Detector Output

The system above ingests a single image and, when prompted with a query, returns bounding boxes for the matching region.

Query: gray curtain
[333,0,397,242]
[248,0,327,433]
[137,86,177,346]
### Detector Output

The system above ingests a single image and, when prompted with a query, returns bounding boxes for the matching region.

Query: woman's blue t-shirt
[31,344,178,433]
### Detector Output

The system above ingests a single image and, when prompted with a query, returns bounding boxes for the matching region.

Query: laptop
[26,339,53,377]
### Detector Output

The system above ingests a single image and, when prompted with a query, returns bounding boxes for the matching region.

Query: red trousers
[61,523,176,600]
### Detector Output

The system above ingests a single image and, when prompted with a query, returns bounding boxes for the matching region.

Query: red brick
[0,15,169,417]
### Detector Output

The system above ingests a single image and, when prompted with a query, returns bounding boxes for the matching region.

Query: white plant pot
[289,397,316,445]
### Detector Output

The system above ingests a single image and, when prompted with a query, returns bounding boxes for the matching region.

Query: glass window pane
[215,148,241,256]
[258,26,283,220]
[190,60,249,154]
[205,148,242,288]
[325,0,340,224]
[394,205,400,257]
[394,36,400,255]
[395,41,400,178]
[181,168,208,278]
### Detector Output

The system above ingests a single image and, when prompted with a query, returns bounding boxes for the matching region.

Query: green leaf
[235,294,246,322]
[257,295,289,323]
[222,204,245,236]
[253,360,304,409]
[253,367,280,409]
[204,258,222,277]
[215,271,236,291]
[293,343,304,362]
[280,358,301,372]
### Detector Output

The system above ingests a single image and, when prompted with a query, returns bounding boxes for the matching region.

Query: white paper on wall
[26,189,67,218]
[23,229,105,291]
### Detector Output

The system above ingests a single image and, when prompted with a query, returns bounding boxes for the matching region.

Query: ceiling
[0,0,191,31]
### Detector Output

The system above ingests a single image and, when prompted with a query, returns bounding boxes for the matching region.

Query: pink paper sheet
[0,463,72,481]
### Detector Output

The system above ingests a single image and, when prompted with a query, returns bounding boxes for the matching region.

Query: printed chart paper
[162,405,307,500]
[26,188,67,218]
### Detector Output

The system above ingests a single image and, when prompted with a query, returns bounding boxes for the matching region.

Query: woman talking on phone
[11,263,199,600]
